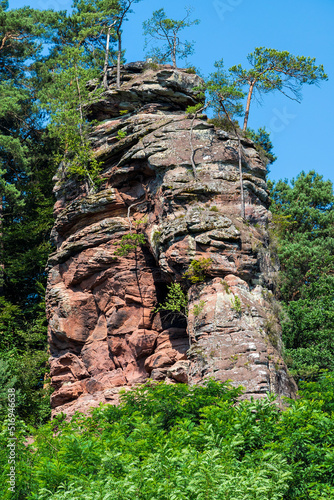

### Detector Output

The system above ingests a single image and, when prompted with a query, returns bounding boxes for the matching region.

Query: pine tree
[0,2,57,424]
[38,0,123,191]
[270,171,334,379]
[229,47,327,130]
[205,60,246,218]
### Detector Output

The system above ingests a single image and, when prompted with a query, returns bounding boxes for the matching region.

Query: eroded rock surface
[47,63,296,417]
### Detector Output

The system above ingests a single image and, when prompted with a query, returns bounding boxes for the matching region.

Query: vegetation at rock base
[1,377,334,499]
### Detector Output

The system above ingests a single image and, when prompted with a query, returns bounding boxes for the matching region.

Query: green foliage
[204,48,326,133]
[268,372,334,499]
[270,171,334,379]
[155,282,188,318]
[0,301,51,424]
[192,300,205,317]
[116,129,128,140]
[143,7,200,68]
[0,3,56,215]
[144,60,160,70]
[184,66,197,74]
[0,359,20,420]
[183,258,212,284]
[205,59,245,120]
[114,232,145,256]
[186,102,204,115]
[221,279,231,294]
[231,295,242,313]
[36,0,134,188]
[244,127,277,166]
[244,47,328,93]
[40,46,104,191]
[0,7,55,423]
[2,377,334,499]
[134,216,148,226]
[230,47,327,129]
[152,230,161,245]
[208,116,241,133]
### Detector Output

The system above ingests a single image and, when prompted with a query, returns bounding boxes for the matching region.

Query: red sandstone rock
[46,64,296,417]
[167,360,191,383]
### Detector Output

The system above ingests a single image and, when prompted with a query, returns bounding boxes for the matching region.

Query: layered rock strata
[46,63,296,417]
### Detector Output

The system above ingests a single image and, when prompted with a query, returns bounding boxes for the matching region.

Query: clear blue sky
[10,0,334,185]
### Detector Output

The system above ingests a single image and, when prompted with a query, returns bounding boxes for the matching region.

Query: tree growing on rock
[229,47,328,130]
[40,45,103,193]
[55,0,136,90]
[100,0,142,89]
[113,0,142,89]
[68,0,119,89]
[39,0,120,192]
[204,60,246,218]
[143,7,200,69]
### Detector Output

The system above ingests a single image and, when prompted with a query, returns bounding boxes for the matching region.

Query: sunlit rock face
[46,63,296,418]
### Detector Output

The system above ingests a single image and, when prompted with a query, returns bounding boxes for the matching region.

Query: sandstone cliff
[46,62,296,417]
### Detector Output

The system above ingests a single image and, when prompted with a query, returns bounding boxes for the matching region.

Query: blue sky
[10,0,334,185]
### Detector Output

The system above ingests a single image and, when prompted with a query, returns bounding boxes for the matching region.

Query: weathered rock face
[46,63,296,417]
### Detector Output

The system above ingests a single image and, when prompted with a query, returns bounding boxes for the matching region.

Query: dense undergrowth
[1,378,334,500]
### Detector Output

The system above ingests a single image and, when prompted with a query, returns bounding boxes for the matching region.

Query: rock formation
[46,62,296,417]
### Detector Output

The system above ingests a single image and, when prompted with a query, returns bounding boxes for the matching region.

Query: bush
[184,66,197,74]
[114,233,146,257]
[183,258,212,284]
[1,376,334,499]
[243,127,277,166]
[208,116,241,134]
[154,282,188,319]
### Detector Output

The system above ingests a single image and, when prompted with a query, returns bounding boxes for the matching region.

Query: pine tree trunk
[172,37,177,68]
[117,31,121,89]
[103,26,111,89]
[243,81,255,131]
